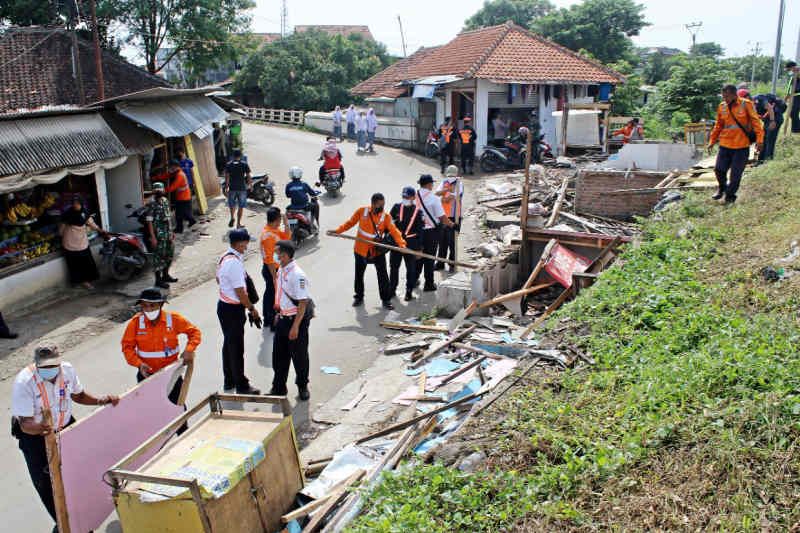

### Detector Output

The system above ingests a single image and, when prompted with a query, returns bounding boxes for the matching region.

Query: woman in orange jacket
[330,193,406,310]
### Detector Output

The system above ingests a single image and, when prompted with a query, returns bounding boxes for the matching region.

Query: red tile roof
[294,25,374,41]
[252,32,282,45]
[0,27,170,115]
[351,22,623,98]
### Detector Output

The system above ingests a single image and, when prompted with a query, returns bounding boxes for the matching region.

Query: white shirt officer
[417,187,445,229]
[11,362,83,427]
[276,260,311,316]
[217,247,246,304]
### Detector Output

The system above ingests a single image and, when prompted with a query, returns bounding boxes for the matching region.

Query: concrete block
[602,141,698,172]
[485,212,519,228]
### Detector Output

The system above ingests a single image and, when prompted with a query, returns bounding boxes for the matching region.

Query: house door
[417,101,436,152]
[452,91,474,125]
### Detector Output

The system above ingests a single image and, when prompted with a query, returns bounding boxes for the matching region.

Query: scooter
[480,135,527,172]
[425,130,440,159]
[316,167,344,197]
[100,205,150,281]
[286,196,320,246]
[218,173,275,206]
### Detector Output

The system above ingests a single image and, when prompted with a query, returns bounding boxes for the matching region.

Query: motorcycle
[218,172,275,206]
[424,130,440,159]
[286,196,320,246]
[480,135,527,173]
[100,205,150,281]
[317,167,344,197]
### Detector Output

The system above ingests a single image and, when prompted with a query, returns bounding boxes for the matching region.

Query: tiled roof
[351,22,623,98]
[294,25,374,41]
[252,32,282,44]
[0,27,170,115]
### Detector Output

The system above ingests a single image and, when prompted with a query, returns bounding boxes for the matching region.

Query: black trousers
[416,227,442,288]
[440,144,455,171]
[389,246,419,293]
[791,95,800,133]
[0,311,11,336]
[461,146,475,173]
[217,301,250,391]
[16,417,75,523]
[714,146,750,200]
[174,200,196,233]
[354,253,392,302]
[437,226,456,264]
[272,314,311,393]
[261,264,276,325]
[759,120,780,161]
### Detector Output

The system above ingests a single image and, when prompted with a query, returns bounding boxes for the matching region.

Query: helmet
[445,165,459,177]
[289,166,303,180]
[518,126,530,137]
[152,181,165,191]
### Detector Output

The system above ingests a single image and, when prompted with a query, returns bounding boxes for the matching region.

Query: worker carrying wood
[11,345,119,530]
[121,287,201,403]
[329,193,406,310]
[707,84,765,204]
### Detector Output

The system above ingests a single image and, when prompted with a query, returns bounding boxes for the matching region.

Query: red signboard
[544,243,591,288]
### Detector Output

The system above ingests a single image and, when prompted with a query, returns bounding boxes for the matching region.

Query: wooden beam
[301,469,365,532]
[546,175,569,227]
[326,232,480,270]
[521,287,573,339]
[410,324,478,367]
[440,356,487,385]
[560,93,569,155]
[380,322,448,333]
[522,238,557,289]
[177,360,193,406]
[451,342,507,361]
[282,493,333,523]
[384,341,430,355]
[44,409,71,533]
[477,282,556,309]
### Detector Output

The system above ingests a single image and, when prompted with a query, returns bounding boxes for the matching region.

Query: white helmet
[288,166,303,180]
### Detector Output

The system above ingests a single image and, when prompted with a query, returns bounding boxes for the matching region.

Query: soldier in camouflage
[146,182,176,289]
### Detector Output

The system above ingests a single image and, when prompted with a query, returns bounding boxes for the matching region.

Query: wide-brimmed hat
[34,345,63,367]
[137,287,166,304]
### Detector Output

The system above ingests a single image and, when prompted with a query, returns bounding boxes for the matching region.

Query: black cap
[276,240,296,257]
[228,228,251,244]
[137,287,166,303]
[168,159,180,166]
[418,174,434,186]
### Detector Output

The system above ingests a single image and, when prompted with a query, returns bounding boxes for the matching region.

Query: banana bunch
[6,208,17,223]
[14,203,32,218]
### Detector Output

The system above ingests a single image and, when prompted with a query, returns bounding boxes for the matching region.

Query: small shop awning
[412,85,436,99]
[407,75,462,99]
[0,112,128,179]
[115,96,228,139]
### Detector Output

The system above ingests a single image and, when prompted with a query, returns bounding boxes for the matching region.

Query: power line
[748,40,764,86]
[684,21,702,49]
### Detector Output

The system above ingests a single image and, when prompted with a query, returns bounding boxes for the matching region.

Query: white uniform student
[11,346,119,530]
[415,174,453,291]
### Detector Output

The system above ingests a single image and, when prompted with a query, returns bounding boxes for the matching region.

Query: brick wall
[575,170,667,220]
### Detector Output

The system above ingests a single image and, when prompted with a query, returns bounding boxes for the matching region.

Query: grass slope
[349,138,800,533]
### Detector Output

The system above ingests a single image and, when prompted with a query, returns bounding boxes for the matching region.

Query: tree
[113,0,254,75]
[690,42,724,58]
[723,55,775,86]
[607,60,642,116]
[233,31,394,110]
[654,56,731,121]
[0,0,63,26]
[641,50,685,85]
[463,0,554,30]
[533,0,648,64]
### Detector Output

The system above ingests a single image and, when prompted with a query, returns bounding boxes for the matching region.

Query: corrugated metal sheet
[0,113,127,176]
[115,96,227,138]
[102,111,162,155]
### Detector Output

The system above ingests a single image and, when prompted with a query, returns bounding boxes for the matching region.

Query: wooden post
[177,360,193,406]
[560,85,569,156]
[43,409,71,533]
[183,135,208,215]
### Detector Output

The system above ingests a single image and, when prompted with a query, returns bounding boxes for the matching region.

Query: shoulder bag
[366,212,393,263]
[417,191,440,229]
[727,103,757,144]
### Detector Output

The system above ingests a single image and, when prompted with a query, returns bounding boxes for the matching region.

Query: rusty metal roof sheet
[0,112,127,177]
[114,96,227,138]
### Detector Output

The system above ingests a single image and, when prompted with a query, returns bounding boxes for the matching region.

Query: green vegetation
[464,0,554,31]
[349,139,800,532]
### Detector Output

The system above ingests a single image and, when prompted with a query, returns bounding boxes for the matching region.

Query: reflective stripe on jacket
[709,97,765,149]
[121,311,202,372]
[334,206,406,257]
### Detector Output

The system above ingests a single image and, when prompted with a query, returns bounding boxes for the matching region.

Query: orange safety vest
[709,97,765,150]
[459,129,473,145]
[440,126,454,144]
[397,203,421,239]
[29,363,67,430]
[122,311,201,372]
[334,207,406,257]
[440,183,461,219]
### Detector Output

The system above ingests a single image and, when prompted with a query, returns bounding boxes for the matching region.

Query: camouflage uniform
[148,196,174,272]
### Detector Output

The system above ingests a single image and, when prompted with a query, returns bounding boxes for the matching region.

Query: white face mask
[273,253,281,264]
[37,366,60,381]
[402,199,413,206]
[144,309,161,321]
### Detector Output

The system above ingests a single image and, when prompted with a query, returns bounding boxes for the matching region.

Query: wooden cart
[107,394,304,533]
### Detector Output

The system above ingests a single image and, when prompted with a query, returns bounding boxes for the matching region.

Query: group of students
[332,105,378,153]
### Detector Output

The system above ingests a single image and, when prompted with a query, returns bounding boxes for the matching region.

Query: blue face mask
[37,366,60,381]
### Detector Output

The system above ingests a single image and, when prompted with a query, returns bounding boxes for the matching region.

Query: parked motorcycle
[286,196,320,246]
[219,172,275,206]
[424,130,440,159]
[480,136,527,172]
[100,204,150,281]
[316,167,344,197]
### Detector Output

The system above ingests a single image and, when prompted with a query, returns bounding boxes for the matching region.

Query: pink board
[57,363,186,533]
[544,243,591,288]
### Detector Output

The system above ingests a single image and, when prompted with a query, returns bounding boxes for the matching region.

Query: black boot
[712,188,725,200]
[164,272,178,283]
[155,271,170,289]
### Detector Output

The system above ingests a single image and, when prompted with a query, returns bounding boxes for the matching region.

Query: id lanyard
[29,364,67,431]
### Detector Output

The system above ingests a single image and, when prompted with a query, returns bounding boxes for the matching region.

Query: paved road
[0,122,442,532]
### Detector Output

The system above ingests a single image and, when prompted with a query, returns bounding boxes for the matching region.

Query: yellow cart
[107,394,303,533]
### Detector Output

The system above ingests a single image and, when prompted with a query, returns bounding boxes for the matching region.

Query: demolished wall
[575,170,666,220]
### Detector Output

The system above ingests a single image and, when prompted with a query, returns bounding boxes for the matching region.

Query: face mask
[37,367,60,381]
[144,309,161,321]
[402,199,413,206]
[373,206,383,214]
[273,253,281,263]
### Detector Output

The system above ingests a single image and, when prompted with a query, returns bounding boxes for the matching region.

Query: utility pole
[397,15,408,58]
[771,0,786,94]
[280,0,289,38]
[685,21,702,51]
[748,41,763,86]
[88,0,104,102]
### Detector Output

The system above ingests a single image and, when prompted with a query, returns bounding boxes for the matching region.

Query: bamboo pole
[326,232,480,269]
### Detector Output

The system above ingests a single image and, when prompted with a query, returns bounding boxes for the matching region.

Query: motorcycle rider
[458,117,477,175]
[285,167,321,227]
[317,138,345,185]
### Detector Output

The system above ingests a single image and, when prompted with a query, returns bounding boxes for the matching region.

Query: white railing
[245,108,305,126]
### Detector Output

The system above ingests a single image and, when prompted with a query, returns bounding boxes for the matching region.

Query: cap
[228,228,251,244]
[402,186,416,198]
[168,159,180,166]
[152,181,165,191]
[34,345,63,367]
[445,165,459,177]
[418,174,434,186]
[137,287,166,303]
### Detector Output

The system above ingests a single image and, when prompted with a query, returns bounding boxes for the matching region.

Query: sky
[249,0,800,60]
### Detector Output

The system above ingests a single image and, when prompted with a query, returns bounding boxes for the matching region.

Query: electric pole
[397,15,407,58]
[771,0,785,94]
[280,0,289,38]
[685,21,702,51]
[748,41,763,86]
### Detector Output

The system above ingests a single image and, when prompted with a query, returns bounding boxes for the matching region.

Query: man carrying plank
[11,346,120,531]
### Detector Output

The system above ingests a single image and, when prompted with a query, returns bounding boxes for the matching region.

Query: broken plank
[441,356,487,385]
[558,211,605,233]
[451,342,508,360]
[282,494,333,523]
[380,322,448,333]
[477,282,556,309]
[521,288,573,339]
[341,391,366,411]
[410,324,478,367]
[522,238,557,289]
[301,469,365,533]
[384,341,430,355]
[546,175,570,227]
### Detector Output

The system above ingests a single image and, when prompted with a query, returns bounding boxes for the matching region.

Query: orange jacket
[165,170,192,201]
[439,183,461,219]
[121,311,201,372]
[334,207,406,257]
[260,225,291,267]
[612,123,643,143]
[709,97,765,149]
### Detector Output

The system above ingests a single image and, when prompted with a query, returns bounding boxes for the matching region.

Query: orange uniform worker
[707,84,765,204]
[612,118,644,143]
[260,206,291,327]
[329,193,406,310]
[121,287,201,404]
[163,159,196,233]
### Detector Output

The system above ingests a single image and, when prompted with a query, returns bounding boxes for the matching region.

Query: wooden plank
[44,409,71,533]
[477,282,555,309]
[585,236,622,275]
[282,494,333,523]
[326,232,480,270]
[522,239,557,289]
[546,175,570,227]
[384,341,430,355]
[380,322,448,333]
[558,212,604,233]
[177,360,193,406]
[520,128,534,232]
[301,470,365,533]
[183,135,208,214]
[340,391,366,412]
[451,342,507,361]
[440,356,487,385]
[521,288,573,339]
[410,324,478,367]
